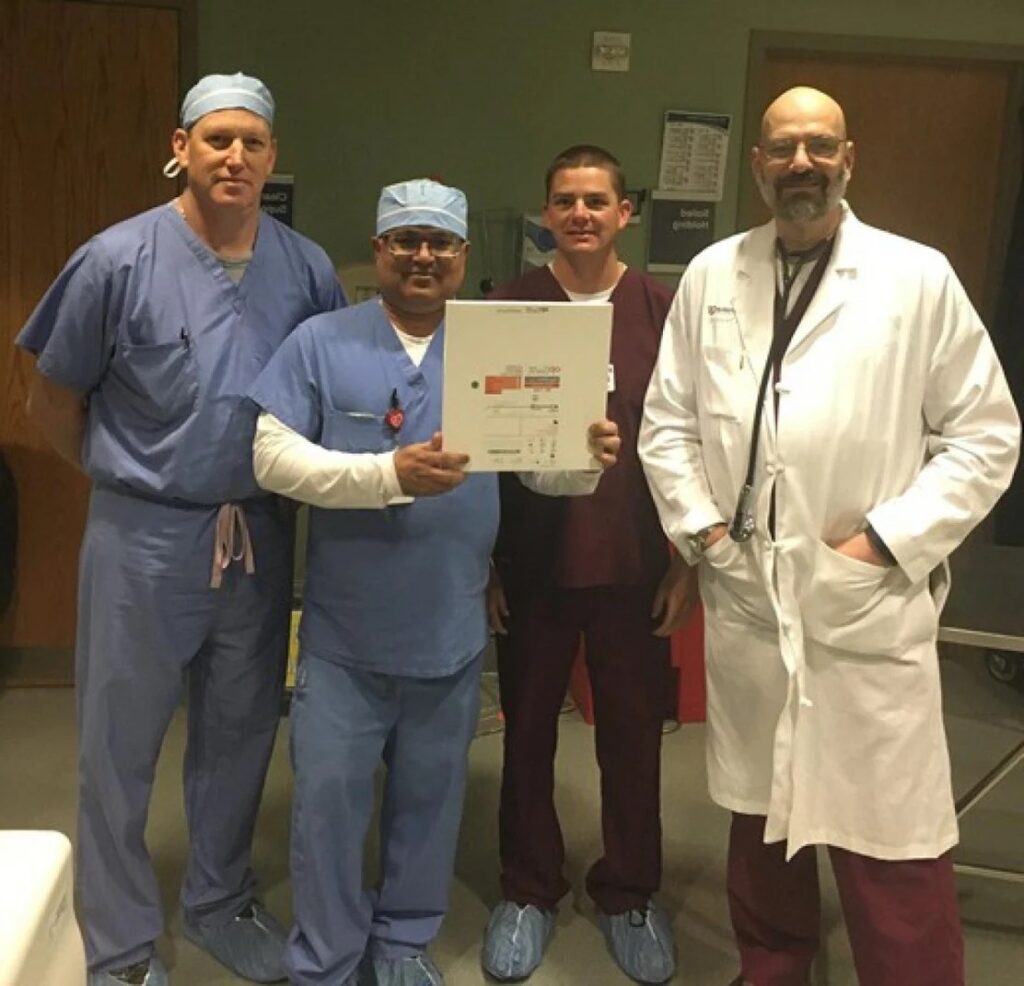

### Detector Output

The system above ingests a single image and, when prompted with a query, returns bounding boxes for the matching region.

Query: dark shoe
[88,956,168,986]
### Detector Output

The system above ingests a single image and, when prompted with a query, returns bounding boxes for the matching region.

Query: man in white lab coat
[639,86,1020,986]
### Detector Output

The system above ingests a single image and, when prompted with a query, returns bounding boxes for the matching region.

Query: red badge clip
[385,389,404,433]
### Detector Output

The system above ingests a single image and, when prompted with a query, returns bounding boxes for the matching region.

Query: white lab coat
[640,205,1020,860]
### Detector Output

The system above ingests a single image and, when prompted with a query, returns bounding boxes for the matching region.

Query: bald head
[753,86,854,235]
[761,87,847,144]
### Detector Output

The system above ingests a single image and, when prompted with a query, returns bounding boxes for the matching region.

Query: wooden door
[0,0,180,680]
[739,45,1021,316]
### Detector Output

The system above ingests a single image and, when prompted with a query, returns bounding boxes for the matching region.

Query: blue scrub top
[17,204,345,505]
[249,299,499,678]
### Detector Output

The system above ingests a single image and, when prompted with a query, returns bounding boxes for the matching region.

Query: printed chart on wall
[657,111,731,198]
[648,111,730,273]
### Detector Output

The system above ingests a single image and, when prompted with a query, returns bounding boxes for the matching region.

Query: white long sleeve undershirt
[253,412,602,509]
[254,412,405,508]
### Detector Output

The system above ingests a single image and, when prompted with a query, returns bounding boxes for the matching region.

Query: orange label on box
[485,375,521,394]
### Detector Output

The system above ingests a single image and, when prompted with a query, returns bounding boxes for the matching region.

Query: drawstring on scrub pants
[210,503,255,588]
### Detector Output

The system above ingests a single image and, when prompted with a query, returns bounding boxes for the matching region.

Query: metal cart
[940,539,1024,886]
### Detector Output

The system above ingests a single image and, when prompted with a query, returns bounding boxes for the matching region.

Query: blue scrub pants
[285,650,483,986]
[76,487,291,973]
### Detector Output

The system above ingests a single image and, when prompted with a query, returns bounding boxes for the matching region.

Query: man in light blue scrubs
[17,73,345,986]
[249,179,621,986]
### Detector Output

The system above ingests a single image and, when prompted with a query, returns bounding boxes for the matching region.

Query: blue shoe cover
[481,901,555,980]
[598,901,676,984]
[364,953,445,986]
[183,900,287,983]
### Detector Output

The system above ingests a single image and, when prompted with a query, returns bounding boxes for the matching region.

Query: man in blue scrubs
[17,73,344,986]
[249,178,620,986]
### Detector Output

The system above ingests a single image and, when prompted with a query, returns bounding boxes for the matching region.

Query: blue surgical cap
[376,179,468,239]
[180,72,275,129]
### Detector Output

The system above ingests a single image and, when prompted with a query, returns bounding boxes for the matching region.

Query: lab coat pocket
[700,534,775,628]
[804,542,935,656]
[114,337,199,425]
[703,531,737,566]
[701,345,746,420]
[322,408,389,453]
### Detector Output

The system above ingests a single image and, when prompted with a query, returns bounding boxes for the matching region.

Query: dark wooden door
[1,0,180,679]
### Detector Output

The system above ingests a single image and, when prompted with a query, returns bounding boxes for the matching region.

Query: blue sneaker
[182,900,287,982]
[481,901,555,980]
[598,901,676,984]
[88,956,168,986]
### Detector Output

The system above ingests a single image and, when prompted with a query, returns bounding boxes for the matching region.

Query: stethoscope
[728,238,834,542]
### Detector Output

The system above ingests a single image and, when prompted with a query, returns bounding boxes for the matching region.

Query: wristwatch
[688,523,726,557]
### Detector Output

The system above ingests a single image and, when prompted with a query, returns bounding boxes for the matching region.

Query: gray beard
[759,168,849,222]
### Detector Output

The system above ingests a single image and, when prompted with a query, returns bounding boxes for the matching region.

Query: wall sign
[647,193,715,273]
[261,173,294,227]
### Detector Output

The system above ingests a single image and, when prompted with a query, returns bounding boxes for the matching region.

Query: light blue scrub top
[17,204,345,505]
[249,299,499,678]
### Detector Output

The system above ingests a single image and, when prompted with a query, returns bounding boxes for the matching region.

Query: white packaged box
[0,831,86,986]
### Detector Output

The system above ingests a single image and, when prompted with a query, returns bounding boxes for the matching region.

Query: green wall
[199,0,1024,292]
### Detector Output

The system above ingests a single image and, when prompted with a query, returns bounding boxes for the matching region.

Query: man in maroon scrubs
[481,146,695,985]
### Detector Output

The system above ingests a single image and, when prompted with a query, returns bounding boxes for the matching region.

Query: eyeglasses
[381,230,466,258]
[760,136,846,161]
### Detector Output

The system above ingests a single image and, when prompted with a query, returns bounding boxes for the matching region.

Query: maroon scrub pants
[495,584,670,914]
[728,813,964,985]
